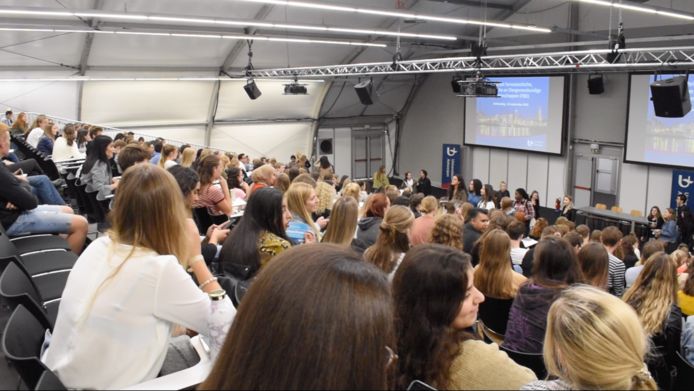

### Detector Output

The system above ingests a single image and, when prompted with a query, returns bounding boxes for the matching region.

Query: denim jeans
[28,175,65,205]
[5,204,72,237]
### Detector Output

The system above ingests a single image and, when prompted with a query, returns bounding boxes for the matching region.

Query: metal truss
[248,46,694,78]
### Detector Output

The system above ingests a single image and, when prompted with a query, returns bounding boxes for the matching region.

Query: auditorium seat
[2,305,53,389]
[0,262,56,330]
[595,203,607,210]
[499,345,547,379]
[611,206,623,213]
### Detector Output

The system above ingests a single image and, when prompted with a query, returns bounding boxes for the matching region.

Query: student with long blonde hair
[321,196,359,248]
[43,164,235,389]
[315,179,336,217]
[158,144,178,169]
[522,285,657,390]
[364,205,414,279]
[623,252,682,390]
[179,147,196,168]
[474,228,526,299]
[430,213,464,251]
[285,182,325,243]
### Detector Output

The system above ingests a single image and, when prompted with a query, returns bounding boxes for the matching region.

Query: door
[572,154,620,208]
[352,130,385,179]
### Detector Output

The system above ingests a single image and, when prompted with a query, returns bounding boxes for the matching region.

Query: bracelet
[198,277,218,290]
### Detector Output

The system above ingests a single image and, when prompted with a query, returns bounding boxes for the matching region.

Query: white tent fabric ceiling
[1,0,694,156]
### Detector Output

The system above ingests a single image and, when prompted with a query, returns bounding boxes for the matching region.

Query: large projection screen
[626,74,694,169]
[464,75,567,156]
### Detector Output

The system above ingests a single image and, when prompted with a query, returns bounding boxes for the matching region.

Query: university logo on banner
[671,169,694,210]
[441,144,461,189]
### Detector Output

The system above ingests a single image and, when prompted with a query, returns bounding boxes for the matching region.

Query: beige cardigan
[447,339,537,390]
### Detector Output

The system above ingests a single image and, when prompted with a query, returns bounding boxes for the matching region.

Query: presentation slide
[464,76,566,155]
[626,74,694,168]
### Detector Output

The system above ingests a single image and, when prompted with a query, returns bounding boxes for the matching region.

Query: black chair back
[2,305,51,389]
[477,296,514,335]
[499,344,547,379]
[674,351,694,390]
[0,262,53,330]
[36,370,67,391]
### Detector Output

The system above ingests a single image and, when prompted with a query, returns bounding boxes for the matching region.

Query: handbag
[218,262,255,308]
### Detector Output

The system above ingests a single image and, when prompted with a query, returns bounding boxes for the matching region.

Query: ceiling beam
[426,0,515,10]
[220,4,274,72]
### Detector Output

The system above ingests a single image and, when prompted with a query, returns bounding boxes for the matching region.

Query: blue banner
[671,169,694,210]
[442,144,462,189]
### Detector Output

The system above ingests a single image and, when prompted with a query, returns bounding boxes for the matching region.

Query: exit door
[352,130,385,179]
[573,154,620,208]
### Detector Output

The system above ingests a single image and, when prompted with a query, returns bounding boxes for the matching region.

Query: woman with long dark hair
[80,135,118,201]
[393,244,535,390]
[467,179,483,206]
[219,187,292,276]
[201,244,394,390]
[513,188,535,229]
[448,174,467,202]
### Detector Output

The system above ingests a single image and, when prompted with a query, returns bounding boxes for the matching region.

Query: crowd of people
[2,110,694,390]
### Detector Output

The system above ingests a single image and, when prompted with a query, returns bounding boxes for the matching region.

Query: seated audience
[372,164,389,191]
[577,242,609,290]
[220,187,291,276]
[158,144,178,169]
[52,124,84,162]
[430,213,464,251]
[475,228,527,299]
[563,230,583,252]
[590,229,602,242]
[647,206,664,240]
[448,174,467,202]
[149,139,163,165]
[508,220,528,267]
[322,196,364,251]
[576,224,590,246]
[521,225,560,277]
[179,146,196,168]
[357,193,389,247]
[286,182,325,243]
[0,126,86,253]
[601,226,626,297]
[37,122,58,156]
[169,165,229,267]
[43,164,234,389]
[415,169,432,196]
[201,244,394,390]
[478,184,496,210]
[409,195,438,245]
[683,316,694,366]
[462,208,489,254]
[341,181,360,203]
[80,135,118,201]
[504,236,582,353]
[409,192,424,218]
[522,285,657,390]
[529,217,548,240]
[249,164,277,195]
[364,205,414,280]
[559,195,575,221]
[679,262,694,316]
[9,111,27,136]
[656,207,679,246]
[314,179,336,218]
[467,179,482,206]
[116,144,149,172]
[393,244,536,390]
[194,154,232,219]
[623,252,682,390]
[26,114,48,147]
[500,196,515,217]
[226,166,250,201]
[625,240,665,288]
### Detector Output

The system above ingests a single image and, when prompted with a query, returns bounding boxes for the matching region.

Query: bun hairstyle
[544,285,657,390]
[364,205,414,273]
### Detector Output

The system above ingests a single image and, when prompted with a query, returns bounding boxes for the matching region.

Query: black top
[416,177,432,196]
[462,223,481,255]
[521,247,536,277]
[0,164,38,229]
[647,305,682,390]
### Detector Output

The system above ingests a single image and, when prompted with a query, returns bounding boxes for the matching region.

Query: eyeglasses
[386,346,398,368]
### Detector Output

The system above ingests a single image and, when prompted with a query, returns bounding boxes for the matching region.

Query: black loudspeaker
[243,80,262,100]
[588,74,604,95]
[650,76,691,118]
[451,77,462,94]
[319,139,333,154]
[354,80,373,105]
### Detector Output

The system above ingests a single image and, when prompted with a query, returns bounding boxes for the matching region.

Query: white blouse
[26,127,43,147]
[42,236,235,389]
[51,137,84,162]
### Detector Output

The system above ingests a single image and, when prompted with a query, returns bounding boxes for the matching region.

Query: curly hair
[430,214,464,251]
[623,252,677,335]
[392,244,473,389]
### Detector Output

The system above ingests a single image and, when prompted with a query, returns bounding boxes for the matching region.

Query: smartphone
[407,380,437,391]
[219,220,233,229]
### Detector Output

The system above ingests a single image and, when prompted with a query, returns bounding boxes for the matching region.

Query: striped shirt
[608,252,626,297]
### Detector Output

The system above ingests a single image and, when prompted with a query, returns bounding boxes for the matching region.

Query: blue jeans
[28,175,64,205]
[6,205,72,237]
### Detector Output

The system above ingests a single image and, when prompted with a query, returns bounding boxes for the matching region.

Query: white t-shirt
[164,160,178,169]
[51,137,84,162]
[27,127,44,147]
[511,247,528,265]
[42,236,235,389]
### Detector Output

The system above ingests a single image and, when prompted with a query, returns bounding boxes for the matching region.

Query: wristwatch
[208,289,227,301]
